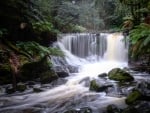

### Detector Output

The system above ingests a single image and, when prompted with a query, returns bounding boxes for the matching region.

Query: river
[0,33,149,113]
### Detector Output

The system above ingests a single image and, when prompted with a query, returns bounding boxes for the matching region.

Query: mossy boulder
[16,83,27,92]
[20,56,57,83]
[108,68,134,82]
[90,80,101,92]
[40,70,58,84]
[89,79,111,92]
[106,104,120,113]
[125,90,142,105]
[20,61,40,81]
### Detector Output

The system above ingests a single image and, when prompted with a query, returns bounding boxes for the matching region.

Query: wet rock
[98,73,107,78]
[33,87,43,93]
[51,78,67,86]
[20,56,58,84]
[17,82,27,92]
[67,65,78,73]
[53,66,69,77]
[125,90,142,105]
[90,80,112,92]
[79,77,90,87]
[136,81,150,96]
[108,68,134,82]
[27,81,36,85]
[106,104,121,113]
[80,107,92,113]
[5,87,15,94]
[122,106,139,113]
[40,70,58,84]
[90,80,101,92]
[57,71,69,78]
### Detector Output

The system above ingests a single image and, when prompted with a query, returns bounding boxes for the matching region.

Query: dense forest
[0,0,150,113]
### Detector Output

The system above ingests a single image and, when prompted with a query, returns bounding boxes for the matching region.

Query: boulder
[122,107,139,113]
[40,70,58,84]
[20,56,58,84]
[33,87,43,93]
[108,68,134,82]
[90,80,112,92]
[106,104,120,113]
[5,87,15,94]
[56,71,69,78]
[125,90,142,105]
[16,83,27,92]
[98,73,107,78]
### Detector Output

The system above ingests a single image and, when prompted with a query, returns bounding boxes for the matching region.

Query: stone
[98,73,107,78]
[106,104,120,113]
[33,87,43,93]
[5,87,15,94]
[122,107,139,113]
[108,68,134,82]
[40,70,58,84]
[89,79,112,92]
[57,71,69,78]
[125,90,142,105]
[17,83,27,92]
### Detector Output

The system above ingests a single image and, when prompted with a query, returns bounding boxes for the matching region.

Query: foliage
[0,28,7,38]
[33,21,53,33]
[129,23,150,58]
[16,41,64,59]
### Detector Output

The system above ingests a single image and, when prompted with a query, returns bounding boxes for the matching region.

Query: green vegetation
[16,41,63,59]
[129,23,150,58]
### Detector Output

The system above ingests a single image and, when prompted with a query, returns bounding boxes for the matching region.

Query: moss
[16,83,27,92]
[125,90,142,105]
[106,104,120,113]
[108,68,134,82]
[89,80,101,92]
[40,70,58,84]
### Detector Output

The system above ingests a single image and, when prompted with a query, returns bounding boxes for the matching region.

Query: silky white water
[0,33,128,113]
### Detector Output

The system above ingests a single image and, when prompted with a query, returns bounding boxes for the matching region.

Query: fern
[129,23,150,58]
[32,21,53,33]
[16,41,64,59]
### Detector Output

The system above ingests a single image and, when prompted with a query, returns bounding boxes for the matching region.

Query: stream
[0,33,149,113]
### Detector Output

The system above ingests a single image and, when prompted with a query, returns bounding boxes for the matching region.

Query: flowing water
[0,33,148,113]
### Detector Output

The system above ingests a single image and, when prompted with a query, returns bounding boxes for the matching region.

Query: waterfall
[0,32,129,113]
[57,32,128,63]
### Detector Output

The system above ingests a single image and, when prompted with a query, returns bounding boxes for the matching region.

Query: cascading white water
[0,33,129,113]
[57,32,128,78]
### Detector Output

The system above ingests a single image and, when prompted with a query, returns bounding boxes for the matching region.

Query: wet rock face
[108,68,134,82]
